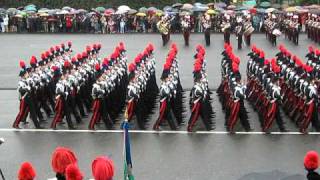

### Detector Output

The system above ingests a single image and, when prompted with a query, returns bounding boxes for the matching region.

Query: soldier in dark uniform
[181,14,192,46]
[202,13,212,46]
[13,60,42,129]
[235,16,244,50]
[221,14,231,44]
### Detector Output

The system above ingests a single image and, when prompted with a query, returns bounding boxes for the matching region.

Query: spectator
[3,15,9,32]
[18,162,36,180]
[100,15,107,34]
[91,156,115,180]
[0,16,4,32]
[304,151,320,180]
[120,18,126,34]
[66,164,83,180]
[51,147,78,180]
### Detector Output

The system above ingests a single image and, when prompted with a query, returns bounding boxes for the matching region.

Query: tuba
[157,21,169,35]
[221,22,230,32]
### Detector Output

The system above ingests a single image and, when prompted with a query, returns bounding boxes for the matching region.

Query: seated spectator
[18,162,36,180]
[304,151,320,180]
[66,164,83,180]
[51,147,78,180]
[91,156,115,180]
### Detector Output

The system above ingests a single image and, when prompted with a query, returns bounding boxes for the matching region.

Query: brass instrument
[157,21,169,35]
[243,21,254,36]
[221,22,230,33]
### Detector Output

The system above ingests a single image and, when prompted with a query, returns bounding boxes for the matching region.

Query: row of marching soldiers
[89,43,128,130]
[124,44,159,130]
[246,44,320,133]
[13,41,127,130]
[217,43,251,133]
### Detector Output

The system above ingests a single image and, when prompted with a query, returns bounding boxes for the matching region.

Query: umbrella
[309,9,320,15]
[56,10,69,15]
[265,7,276,13]
[25,6,37,12]
[38,8,49,13]
[147,7,157,13]
[156,9,164,16]
[136,12,146,17]
[285,6,296,12]
[115,9,128,14]
[271,4,281,9]
[236,6,248,11]
[62,6,72,11]
[128,9,137,15]
[215,2,227,8]
[193,6,208,12]
[118,5,130,12]
[172,3,183,8]
[163,6,173,12]
[39,13,49,17]
[181,3,194,10]
[227,5,236,10]
[139,7,147,13]
[7,8,18,15]
[76,9,87,14]
[206,9,217,15]
[260,2,271,8]
[243,0,256,8]
[207,3,215,7]
[179,11,191,16]
[257,8,266,13]
[96,7,105,13]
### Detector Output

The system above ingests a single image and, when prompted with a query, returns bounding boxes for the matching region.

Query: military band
[157,15,172,46]
[264,14,281,46]
[283,13,300,45]
[201,13,212,46]
[306,13,320,44]
[181,14,192,46]
[221,14,231,44]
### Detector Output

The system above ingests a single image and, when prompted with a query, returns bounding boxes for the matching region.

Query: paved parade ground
[0,33,319,179]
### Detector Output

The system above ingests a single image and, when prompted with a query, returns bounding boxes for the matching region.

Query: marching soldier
[188,45,215,132]
[181,14,192,46]
[217,43,251,133]
[157,15,171,46]
[201,13,212,46]
[221,14,231,44]
[13,61,42,129]
[235,16,244,50]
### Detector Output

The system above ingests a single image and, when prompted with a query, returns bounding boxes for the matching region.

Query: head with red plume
[51,147,77,178]
[128,63,136,81]
[95,63,103,80]
[161,62,171,80]
[91,156,115,180]
[65,164,83,180]
[18,162,36,180]
[193,61,202,81]
[304,151,319,171]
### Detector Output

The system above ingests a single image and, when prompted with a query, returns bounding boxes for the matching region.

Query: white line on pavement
[0,128,319,135]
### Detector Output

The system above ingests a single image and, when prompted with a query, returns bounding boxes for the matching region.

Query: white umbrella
[115,9,128,14]
[56,10,69,15]
[118,5,130,12]
[265,8,276,13]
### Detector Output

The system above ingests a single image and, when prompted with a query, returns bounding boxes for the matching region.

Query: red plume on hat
[20,60,26,69]
[224,43,229,49]
[77,54,82,60]
[259,51,265,58]
[119,42,125,49]
[305,65,314,73]
[315,49,320,56]
[50,47,55,53]
[308,45,314,53]
[194,61,202,72]
[93,44,97,49]
[86,46,91,53]
[65,164,83,180]
[163,62,171,70]
[148,43,154,52]
[234,57,240,64]
[251,44,256,52]
[71,57,77,64]
[82,52,88,58]
[103,58,109,65]
[64,61,71,68]
[128,63,136,72]
[55,45,60,51]
[45,51,51,57]
[134,55,141,64]
[18,162,36,180]
[92,156,115,180]
[30,56,37,65]
[232,63,239,73]
[95,63,101,71]
[51,147,78,174]
[41,53,46,60]
[278,44,284,51]
[61,43,65,48]
[304,151,319,170]
[171,43,177,50]
[264,59,270,65]
[68,41,72,47]
[272,65,281,73]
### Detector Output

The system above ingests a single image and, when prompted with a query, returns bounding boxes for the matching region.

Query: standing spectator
[66,16,72,33]
[120,18,125,33]
[100,15,107,34]
[0,16,4,32]
[3,15,9,32]
[42,17,49,33]
[107,17,115,33]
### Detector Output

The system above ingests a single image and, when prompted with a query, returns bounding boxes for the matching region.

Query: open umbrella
[271,4,281,9]
[172,3,183,8]
[257,8,266,13]
[25,6,37,12]
[39,13,49,17]
[236,6,248,11]
[76,9,87,14]
[207,3,215,7]
[265,7,276,13]
[136,12,146,17]
[62,6,72,11]
[309,9,320,15]
[118,5,130,12]
[181,3,194,10]
[115,9,127,14]
[38,8,49,13]
[139,7,147,13]
[156,9,164,16]
[96,7,105,13]
[163,6,173,12]
[243,0,256,8]
[260,2,271,8]
[56,10,69,15]
[285,6,296,12]
[147,7,157,13]
[7,8,18,15]
[227,5,236,10]
[128,9,137,15]
[206,9,217,15]
[215,2,227,8]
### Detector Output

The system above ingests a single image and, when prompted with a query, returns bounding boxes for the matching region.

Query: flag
[122,119,135,180]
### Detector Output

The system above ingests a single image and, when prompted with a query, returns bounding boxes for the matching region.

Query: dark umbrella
[172,3,183,8]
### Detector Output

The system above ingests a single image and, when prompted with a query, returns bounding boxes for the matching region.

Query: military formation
[12,39,320,133]
[306,13,320,44]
